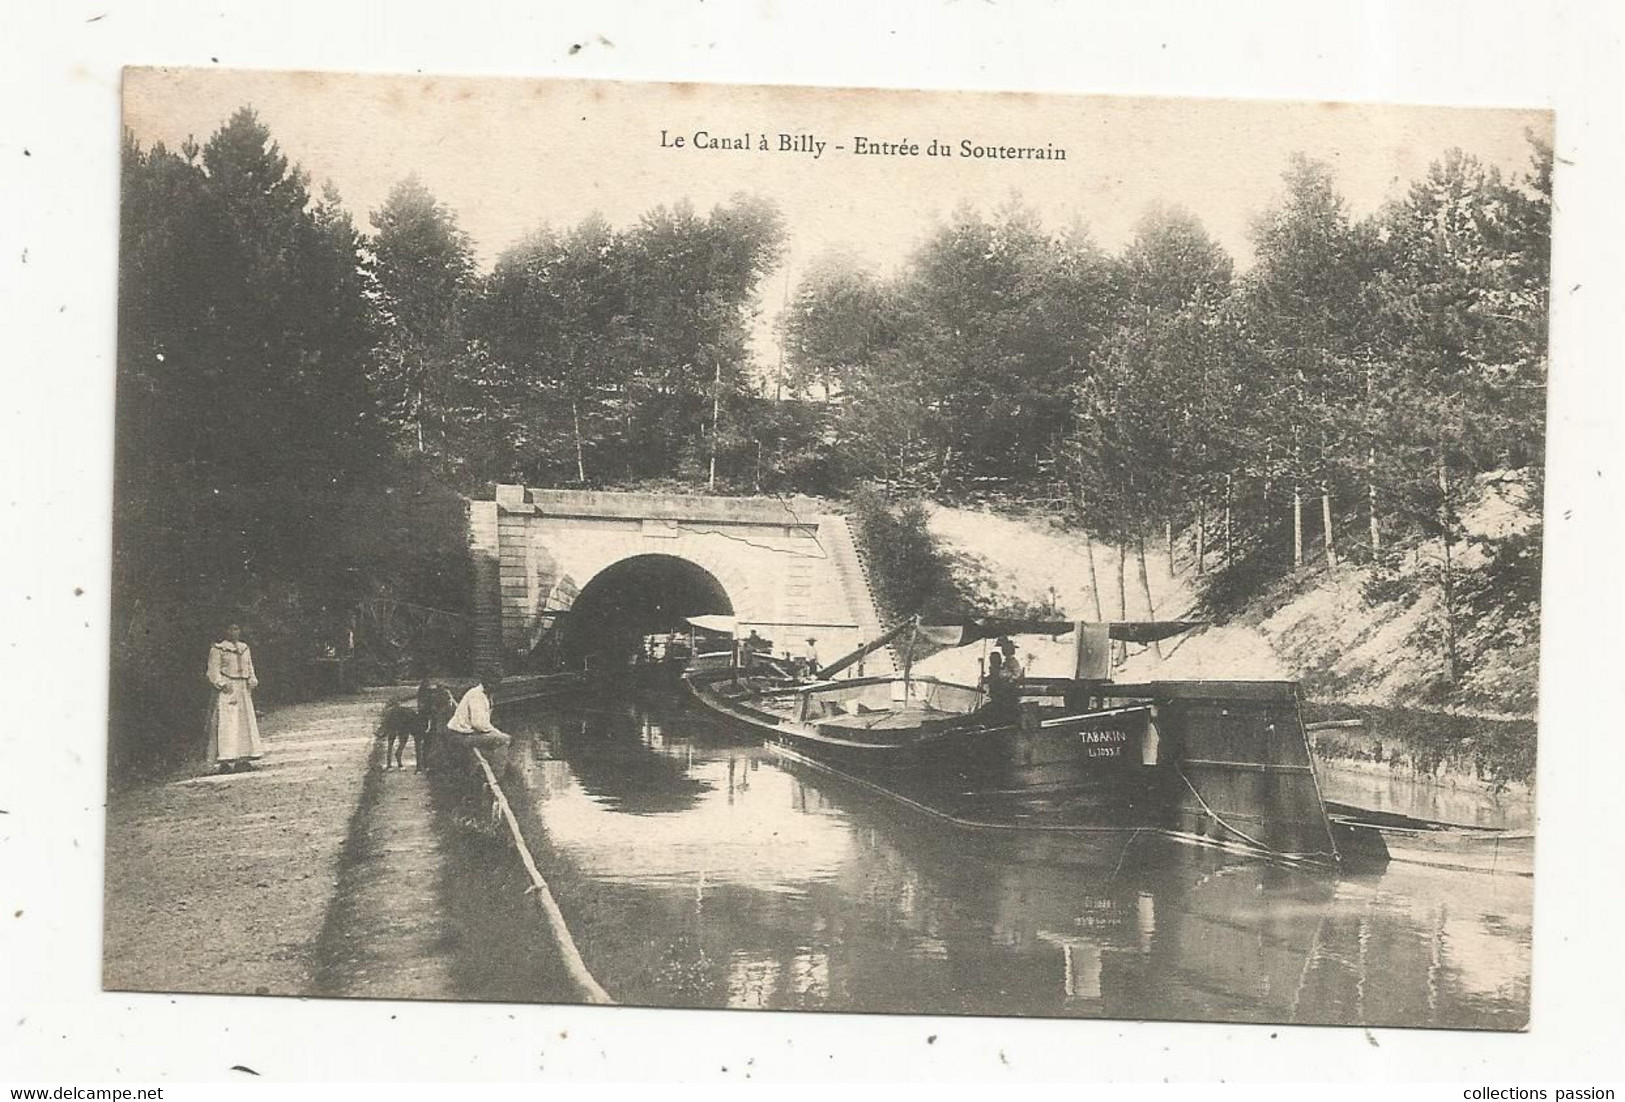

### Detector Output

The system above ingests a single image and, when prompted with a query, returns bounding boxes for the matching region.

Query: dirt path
[105,682,595,1007]
[103,691,396,997]
[312,754,459,999]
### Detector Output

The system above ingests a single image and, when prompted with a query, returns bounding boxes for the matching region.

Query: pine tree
[369,175,479,467]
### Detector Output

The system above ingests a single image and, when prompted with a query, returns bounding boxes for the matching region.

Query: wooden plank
[1181,758,1316,775]
[470,749,614,1006]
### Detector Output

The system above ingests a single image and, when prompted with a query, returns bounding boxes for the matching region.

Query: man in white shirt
[447,673,512,768]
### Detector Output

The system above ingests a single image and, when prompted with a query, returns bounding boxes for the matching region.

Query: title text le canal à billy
[660,130,1067,161]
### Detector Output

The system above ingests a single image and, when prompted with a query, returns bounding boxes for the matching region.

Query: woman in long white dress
[206,622,264,772]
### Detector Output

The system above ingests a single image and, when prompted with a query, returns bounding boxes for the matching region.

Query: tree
[112,110,466,772]
[1371,145,1550,684]
[780,251,929,491]
[1119,203,1233,317]
[480,194,784,488]
[622,194,785,483]
[369,175,480,467]
[1240,156,1381,567]
[894,200,1068,495]
[1084,206,1234,629]
[780,249,895,402]
[479,216,638,485]
[849,492,978,624]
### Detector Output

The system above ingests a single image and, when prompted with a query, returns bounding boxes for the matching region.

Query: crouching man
[446,672,512,773]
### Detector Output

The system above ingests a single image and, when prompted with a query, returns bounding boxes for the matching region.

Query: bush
[848,489,979,624]
[1195,510,1298,620]
[1360,552,1426,607]
[945,549,1065,619]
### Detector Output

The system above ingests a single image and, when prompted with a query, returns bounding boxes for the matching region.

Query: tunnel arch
[559,553,736,669]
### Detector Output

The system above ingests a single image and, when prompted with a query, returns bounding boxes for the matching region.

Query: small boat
[1325,802,1534,876]
[683,617,1347,868]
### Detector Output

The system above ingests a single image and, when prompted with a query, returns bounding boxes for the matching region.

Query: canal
[482,687,1531,1029]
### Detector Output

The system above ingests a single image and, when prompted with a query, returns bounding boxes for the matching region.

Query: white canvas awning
[685,614,738,635]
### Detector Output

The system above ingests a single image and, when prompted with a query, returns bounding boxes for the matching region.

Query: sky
[123,68,1551,365]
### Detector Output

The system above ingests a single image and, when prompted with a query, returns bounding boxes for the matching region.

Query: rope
[350,596,474,622]
[1109,827,1145,879]
[1176,768,1330,868]
[470,747,615,1005]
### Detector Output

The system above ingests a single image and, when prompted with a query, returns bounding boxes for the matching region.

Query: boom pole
[816,617,917,681]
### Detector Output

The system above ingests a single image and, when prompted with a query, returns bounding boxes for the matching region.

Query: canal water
[491,689,1531,1029]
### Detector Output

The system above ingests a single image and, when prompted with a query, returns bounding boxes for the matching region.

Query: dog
[378,700,418,771]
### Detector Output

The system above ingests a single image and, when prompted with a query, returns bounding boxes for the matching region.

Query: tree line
[784,146,1549,691]
[113,106,794,768]
[114,106,1548,767]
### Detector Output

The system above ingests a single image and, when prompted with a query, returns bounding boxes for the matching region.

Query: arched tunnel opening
[558,554,734,671]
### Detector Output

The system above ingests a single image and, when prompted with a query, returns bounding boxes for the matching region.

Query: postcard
[106,68,1549,1032]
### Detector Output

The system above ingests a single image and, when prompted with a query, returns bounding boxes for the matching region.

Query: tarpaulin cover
[685,615,738,635]
[917,620,1203,646]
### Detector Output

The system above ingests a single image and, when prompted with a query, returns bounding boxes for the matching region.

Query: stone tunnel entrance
[470,487,894,678]
[559,554,734,671]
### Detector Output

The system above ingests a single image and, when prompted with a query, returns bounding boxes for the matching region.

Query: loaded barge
[683,618,1350,868]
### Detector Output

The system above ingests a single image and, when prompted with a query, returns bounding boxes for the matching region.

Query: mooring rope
[469,747,615,1005]
[1176,768,1334,868]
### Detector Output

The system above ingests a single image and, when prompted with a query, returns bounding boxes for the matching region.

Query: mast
[901,618,918,698]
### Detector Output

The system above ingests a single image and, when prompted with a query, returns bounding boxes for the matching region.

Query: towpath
[102,689,431,997]
[310,734,461,999]
[104,677,589,1005]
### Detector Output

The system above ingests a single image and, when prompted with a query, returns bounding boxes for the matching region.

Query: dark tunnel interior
[559,554,734,669]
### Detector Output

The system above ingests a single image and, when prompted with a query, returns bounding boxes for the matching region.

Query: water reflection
[497,693,1530,1028]
[537,696,712,815]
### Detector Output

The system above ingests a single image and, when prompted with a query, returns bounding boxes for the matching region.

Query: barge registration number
[1079,728,1130,759]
